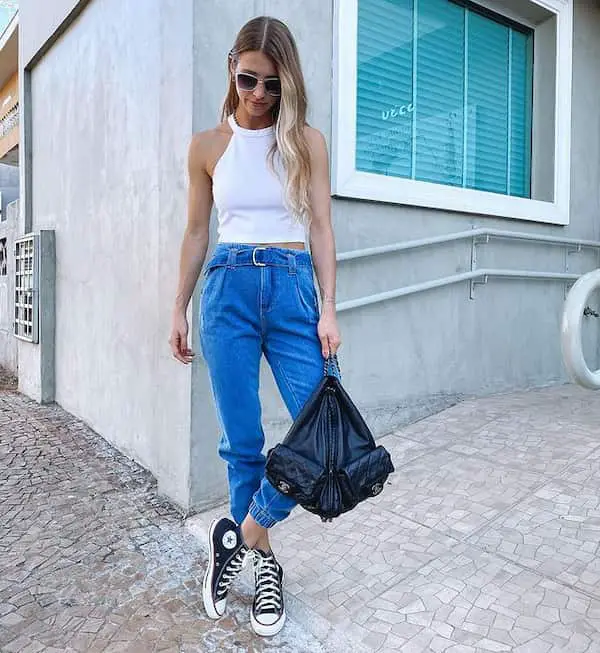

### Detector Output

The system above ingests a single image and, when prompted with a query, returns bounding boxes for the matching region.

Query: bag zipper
[327,386,336,494]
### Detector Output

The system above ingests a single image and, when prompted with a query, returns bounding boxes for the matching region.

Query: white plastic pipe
[561,269,600,390]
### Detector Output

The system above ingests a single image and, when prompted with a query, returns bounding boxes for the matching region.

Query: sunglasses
[235,72,281,97]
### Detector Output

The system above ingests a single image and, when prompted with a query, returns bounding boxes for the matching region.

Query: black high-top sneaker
[202,517,250,619]
[250,549,286,636]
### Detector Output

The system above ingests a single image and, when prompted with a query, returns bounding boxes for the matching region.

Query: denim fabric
[199,243,327,528]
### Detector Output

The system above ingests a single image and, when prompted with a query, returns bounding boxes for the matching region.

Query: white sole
[250,610,286,637]
[202,519,223,620]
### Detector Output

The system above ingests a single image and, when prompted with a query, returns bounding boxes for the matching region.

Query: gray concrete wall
[19,0,87,67]
[0,162,20,375]
[192,0,600,468]
[0,199,19,373]
[19,0,197,511]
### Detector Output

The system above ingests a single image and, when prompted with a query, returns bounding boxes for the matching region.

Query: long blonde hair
[221,17,312,226]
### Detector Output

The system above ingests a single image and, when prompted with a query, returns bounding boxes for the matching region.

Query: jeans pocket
[200,266,227,332]
[294,268,319,321]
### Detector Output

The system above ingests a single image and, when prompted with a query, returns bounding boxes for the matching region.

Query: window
[333,0,573,225]
[357,0,533,196]
[14,234,39,343]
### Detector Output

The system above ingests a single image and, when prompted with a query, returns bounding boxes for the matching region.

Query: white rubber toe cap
[251,610,286,637]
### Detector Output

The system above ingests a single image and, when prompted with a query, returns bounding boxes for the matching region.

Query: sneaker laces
[216,545,248,600]
[254,553,282,613]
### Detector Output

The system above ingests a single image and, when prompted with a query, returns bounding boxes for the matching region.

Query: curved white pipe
[561,269,600,389]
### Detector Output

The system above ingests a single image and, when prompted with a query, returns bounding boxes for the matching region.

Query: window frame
[332,0,573,225]
[14,233,39,343]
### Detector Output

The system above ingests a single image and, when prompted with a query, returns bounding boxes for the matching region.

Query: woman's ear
[228,52,237,77]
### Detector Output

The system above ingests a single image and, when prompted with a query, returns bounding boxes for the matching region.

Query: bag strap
[323,352,341,379]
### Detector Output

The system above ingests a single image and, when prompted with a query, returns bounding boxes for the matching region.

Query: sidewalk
[0,371,324,653]
[2,371,600,652]
[189,383,600,653]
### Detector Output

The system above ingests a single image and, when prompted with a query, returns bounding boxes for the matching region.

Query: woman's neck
[234,108,274,131]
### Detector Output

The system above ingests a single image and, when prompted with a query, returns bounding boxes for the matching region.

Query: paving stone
[0,612,24,627]
[360,544,600,652]
[19,641,46,653]
[2,635,32,652]
[372,450,544,539]
[468,472,600,599]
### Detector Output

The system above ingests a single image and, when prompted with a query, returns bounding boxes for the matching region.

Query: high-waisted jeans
[199,243,326,528]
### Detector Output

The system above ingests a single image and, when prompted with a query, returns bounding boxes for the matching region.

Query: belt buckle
[252,246,267,267]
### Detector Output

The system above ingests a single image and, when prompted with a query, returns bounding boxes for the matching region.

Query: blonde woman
[169,16,341,637]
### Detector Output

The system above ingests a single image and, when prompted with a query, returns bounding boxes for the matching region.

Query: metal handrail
[561,270,600,390]
[335,227,600,389]
[335,227,600,312]
[337,269,580,312]
[337,228,600,262]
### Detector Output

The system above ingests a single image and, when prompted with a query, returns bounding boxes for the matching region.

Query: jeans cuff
[248,499,278,529]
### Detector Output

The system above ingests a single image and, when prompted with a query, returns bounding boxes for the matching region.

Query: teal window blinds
[356,0,533,197]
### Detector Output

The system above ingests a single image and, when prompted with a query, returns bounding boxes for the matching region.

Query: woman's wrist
[321,296,337,314]
[173,299,189,315]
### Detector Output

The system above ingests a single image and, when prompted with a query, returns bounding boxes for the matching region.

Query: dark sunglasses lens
[236,73,257,91]
[265,78,281,96]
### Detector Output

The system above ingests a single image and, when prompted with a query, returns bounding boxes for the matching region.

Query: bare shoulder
[189,120,233,177]
[188,129,211,169]
[189,122,231,157]
[304,124,328,151]
[304,125,329,169]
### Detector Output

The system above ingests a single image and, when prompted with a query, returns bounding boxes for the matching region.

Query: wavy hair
[221,17,312,226]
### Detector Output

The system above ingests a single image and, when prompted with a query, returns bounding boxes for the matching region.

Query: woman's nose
[253,81,266,99]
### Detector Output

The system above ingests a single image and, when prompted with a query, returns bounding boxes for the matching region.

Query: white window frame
[332,0,574,225]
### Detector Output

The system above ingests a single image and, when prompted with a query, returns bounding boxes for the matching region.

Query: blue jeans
[199,243,326,528]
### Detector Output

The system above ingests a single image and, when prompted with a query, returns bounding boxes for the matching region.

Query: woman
[169,16,340,637]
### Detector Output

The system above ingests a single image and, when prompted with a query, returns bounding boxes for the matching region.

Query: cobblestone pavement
[190,383,600,653]
[4,369,600,653]
[0,370,326,653]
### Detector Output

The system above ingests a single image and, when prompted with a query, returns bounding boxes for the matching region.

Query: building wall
[0,197,19,372]
[18,0,199,511]
[19,0,86,67]
[0,160,20,375]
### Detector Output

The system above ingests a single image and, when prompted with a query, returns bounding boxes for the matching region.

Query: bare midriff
[251,242,305,250]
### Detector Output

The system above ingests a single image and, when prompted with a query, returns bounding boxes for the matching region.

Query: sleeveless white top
[212,115,306,244]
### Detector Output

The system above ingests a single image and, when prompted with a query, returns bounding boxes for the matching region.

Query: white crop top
[212,115,306,244]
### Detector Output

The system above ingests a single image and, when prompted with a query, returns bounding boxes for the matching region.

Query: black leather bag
[265,355,395,522]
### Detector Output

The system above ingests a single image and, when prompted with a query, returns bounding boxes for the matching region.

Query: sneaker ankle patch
[221,530,238,550]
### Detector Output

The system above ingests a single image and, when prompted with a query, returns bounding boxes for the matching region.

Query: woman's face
[233,50,280,119]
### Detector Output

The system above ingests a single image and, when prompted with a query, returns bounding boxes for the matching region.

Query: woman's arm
[169,132,213,364]
[306,126,342,358]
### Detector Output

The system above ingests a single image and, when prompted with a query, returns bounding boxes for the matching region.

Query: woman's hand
[169,309,195,364]
[317,305,341,359]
